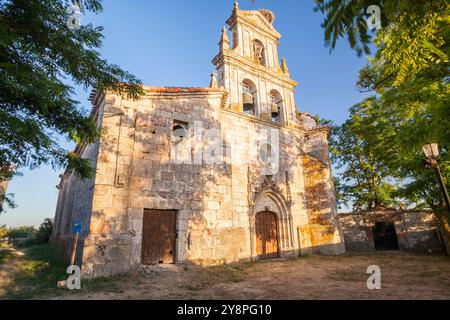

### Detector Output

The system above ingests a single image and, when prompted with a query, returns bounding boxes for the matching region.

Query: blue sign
[72,221,83,234]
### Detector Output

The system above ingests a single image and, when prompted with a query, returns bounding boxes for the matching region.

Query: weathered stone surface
[51,4,345,278]
[339,208,444,253]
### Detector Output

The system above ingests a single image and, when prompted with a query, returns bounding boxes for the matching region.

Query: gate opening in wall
[372,221,399,251]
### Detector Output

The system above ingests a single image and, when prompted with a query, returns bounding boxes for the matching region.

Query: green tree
[7,226,37,240]
[316,0,450,222]
[35,218,53,244]
[0,0,143,196]
[315,0,449,73]
[329,97,401,211]
[0,225,8,239]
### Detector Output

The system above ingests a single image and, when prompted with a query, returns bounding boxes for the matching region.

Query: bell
[243,104,255,115]
[270,102,279,113]
[243,92,254,105]
[271,111,280,119]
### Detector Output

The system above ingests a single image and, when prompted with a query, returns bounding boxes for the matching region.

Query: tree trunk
[434,204,450,255]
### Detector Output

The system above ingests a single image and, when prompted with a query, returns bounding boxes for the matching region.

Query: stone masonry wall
[53,87,345,277]
[339,209,443,253]
[80,89,237,276]
[51,140,100,262]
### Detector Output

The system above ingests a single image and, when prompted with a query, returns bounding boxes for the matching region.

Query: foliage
[4,219,53,245]
[314,0,449,68]
[0,189,16,214]
[35,218,53,244]
[0,224,8,239]
[3,244,68,299]
[7,226,37,240]
[359,3,449,218]
[0,0,144,188]
[0,251,14,264]
[315,0,377,56]
[328,97,402,210]
[316,0,450,218]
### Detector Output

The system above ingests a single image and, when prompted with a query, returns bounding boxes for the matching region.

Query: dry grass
[58,251,450,300]
[2,248,450,300]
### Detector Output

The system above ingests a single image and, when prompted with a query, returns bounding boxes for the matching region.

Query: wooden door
[255,211,279,259]
[141,209,177,264]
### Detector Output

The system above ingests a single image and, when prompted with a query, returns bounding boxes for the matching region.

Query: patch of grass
[0,241,11,249]
[180,263,247,292]
[0,251,15,264]
[4,244,68,300]
[81,274,133,293]
[207,265,245,283]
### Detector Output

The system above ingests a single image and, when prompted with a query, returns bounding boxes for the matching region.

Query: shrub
[35,219,53,244]
[6,218,54,246]
[0,224,8,239]
[7,226,37,240]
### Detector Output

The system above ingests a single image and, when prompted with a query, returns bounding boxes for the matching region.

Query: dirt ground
[0,247,26,297]
[49,251,450,300]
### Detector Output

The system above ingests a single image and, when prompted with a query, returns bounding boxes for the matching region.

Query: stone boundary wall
[339,209,443,253]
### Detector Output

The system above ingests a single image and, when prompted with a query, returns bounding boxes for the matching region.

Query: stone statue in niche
[253,40,265,66]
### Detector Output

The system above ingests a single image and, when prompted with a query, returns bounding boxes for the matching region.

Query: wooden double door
[141,209,177,265]
[255,211,280,260]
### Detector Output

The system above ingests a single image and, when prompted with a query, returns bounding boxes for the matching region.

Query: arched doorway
[255,211,279,259]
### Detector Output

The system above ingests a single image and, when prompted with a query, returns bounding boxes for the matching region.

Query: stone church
[51,3,345,277]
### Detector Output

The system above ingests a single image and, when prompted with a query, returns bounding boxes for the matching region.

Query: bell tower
[212,2,298,126]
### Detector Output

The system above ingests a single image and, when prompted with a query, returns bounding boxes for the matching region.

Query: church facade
[51,3,345,277]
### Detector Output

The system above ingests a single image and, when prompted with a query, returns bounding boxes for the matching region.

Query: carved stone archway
[250,188,296,260]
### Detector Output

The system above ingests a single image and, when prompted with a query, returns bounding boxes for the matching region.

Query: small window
[172,121,189,143]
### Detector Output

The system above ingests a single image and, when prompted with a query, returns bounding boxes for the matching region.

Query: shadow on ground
[1,243,450,300]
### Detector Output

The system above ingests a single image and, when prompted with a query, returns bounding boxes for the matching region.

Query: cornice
[213,51,298,88]
[220,107,308,135]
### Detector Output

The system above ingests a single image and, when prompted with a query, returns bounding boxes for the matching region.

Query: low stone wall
[339,209,443,253]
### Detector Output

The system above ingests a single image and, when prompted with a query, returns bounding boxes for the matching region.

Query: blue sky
[1,0,372,227]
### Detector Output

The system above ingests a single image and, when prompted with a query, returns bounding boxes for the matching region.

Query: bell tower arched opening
[269,89,283,124]
[242,79,258,116]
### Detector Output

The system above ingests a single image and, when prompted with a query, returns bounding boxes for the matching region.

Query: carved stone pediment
[262,175,276,190]
[234,11,281,38]
[247,168,291,208]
